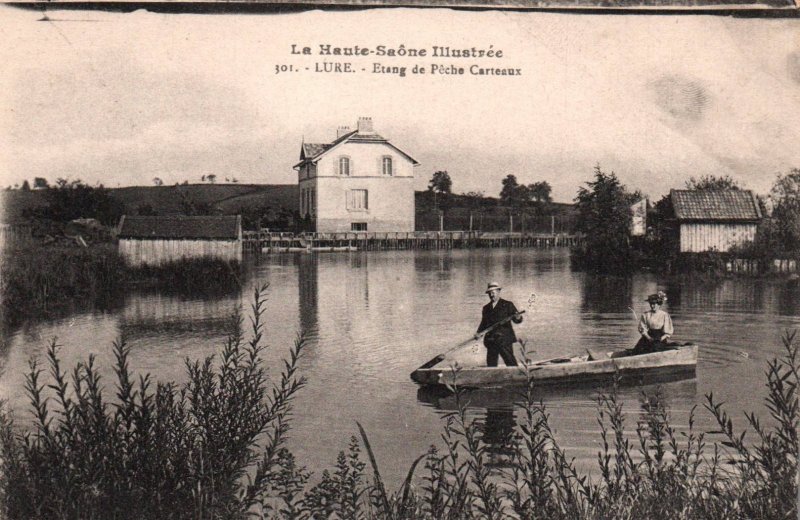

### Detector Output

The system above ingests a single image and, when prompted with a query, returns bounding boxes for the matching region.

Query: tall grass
[0,243,127,325]
[1,288,797,519]
[0,242,241,328]
[0,284,305,520]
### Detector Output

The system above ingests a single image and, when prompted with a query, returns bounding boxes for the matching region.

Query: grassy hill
[2,184,575,232]
[114,184,298,215]
[1,184,300,223]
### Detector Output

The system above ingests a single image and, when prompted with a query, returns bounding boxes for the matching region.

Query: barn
[670,190,762,253]
[117,215,242,267]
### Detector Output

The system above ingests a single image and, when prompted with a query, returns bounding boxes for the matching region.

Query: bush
[24,179,127,226]
[0,285,307,520]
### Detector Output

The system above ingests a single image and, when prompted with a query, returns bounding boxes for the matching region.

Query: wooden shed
[118,215,242,267]
[670,190,762,253]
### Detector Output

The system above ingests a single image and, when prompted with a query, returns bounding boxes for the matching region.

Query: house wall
[679,222,757,253]
[119,238,242,266]
[314,176,415,232]
[301,141,415,232]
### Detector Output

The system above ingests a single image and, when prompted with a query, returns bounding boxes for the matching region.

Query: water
[1,249,798,487]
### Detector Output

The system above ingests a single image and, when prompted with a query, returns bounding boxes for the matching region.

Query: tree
[21,180,30,192]
[207,174,217,184]
[528,181,552,203]
[770,169,800,251]
[33,177,49,189]
[27,178,126,226]
[153,177,163,186]
[428,171,452,194]
[685,175,740,191]
[178,190,214,216]
[500,174,520,204]
[572,165,641,273]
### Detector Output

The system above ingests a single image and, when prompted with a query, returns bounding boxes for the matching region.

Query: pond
[1,248,798,488]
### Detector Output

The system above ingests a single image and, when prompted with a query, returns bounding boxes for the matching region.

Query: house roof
[118,215,241,240]
[301,143,330,160]
[294,128,419,169]
[670,190,762,221]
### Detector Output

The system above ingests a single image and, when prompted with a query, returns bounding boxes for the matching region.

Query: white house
[294,118,419,233]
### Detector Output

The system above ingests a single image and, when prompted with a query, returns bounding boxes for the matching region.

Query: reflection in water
[778,279,800,316]
[482,407,517,468]
[417,377,698,411]
[119,293,239,342]
[297,254,319,339]
[580,275,634,314]
[418,376,700,473]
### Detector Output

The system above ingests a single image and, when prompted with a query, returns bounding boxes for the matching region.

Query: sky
[1,7,799,203]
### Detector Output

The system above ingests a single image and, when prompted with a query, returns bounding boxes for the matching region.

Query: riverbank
[0,241,241,329]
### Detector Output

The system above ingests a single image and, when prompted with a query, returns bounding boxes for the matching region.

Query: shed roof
[670,190,762,221]
[118,215,241,240]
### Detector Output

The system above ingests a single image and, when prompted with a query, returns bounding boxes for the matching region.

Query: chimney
[356,117,374,134]
[337,126,351,139]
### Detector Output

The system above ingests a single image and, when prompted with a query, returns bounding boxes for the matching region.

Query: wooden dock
[243,230,580,253]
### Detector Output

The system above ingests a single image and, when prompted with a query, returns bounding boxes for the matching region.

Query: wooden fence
[243,230,580,253]
[726,258,798,275]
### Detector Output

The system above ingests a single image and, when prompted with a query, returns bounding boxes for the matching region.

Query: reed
[0,242,241,327]
[0,243,126,326]
[0,284,306,520]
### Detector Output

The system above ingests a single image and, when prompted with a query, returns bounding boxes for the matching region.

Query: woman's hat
[645,291,667,304]
[486,282,502,293]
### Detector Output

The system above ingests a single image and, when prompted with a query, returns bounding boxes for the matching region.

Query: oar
[450,310,527,350]
[417,293,536,368]
[415,310,528,370]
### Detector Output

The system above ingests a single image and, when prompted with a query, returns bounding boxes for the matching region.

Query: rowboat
[410,342,698,388]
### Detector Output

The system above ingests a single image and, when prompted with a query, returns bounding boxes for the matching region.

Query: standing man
[475,282,523,367]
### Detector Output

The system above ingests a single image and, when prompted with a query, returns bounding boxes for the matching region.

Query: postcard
[1,5,799,518]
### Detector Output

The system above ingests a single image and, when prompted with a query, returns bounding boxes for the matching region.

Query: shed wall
[119,238,242,267]
[679,223,757,253]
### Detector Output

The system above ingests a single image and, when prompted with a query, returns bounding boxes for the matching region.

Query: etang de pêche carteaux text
[275,44,523,77]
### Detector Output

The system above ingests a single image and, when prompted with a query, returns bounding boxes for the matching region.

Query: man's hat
[486,282,502,293]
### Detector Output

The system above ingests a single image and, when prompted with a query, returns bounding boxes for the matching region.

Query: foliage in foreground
[0,285,306,520]
[1,287,797,519]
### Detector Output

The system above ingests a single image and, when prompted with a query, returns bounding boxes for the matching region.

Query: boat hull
[410,345,698,388]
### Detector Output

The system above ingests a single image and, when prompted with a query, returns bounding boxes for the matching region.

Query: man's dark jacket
[477,298,522,348]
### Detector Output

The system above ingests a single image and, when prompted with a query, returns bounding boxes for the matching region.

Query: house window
[348,189,368,211]
[339,156,351,176]
[382,156,393,176]
[351,222,367,231]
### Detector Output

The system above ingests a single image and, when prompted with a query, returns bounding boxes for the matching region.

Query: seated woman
[632,291,674,355]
